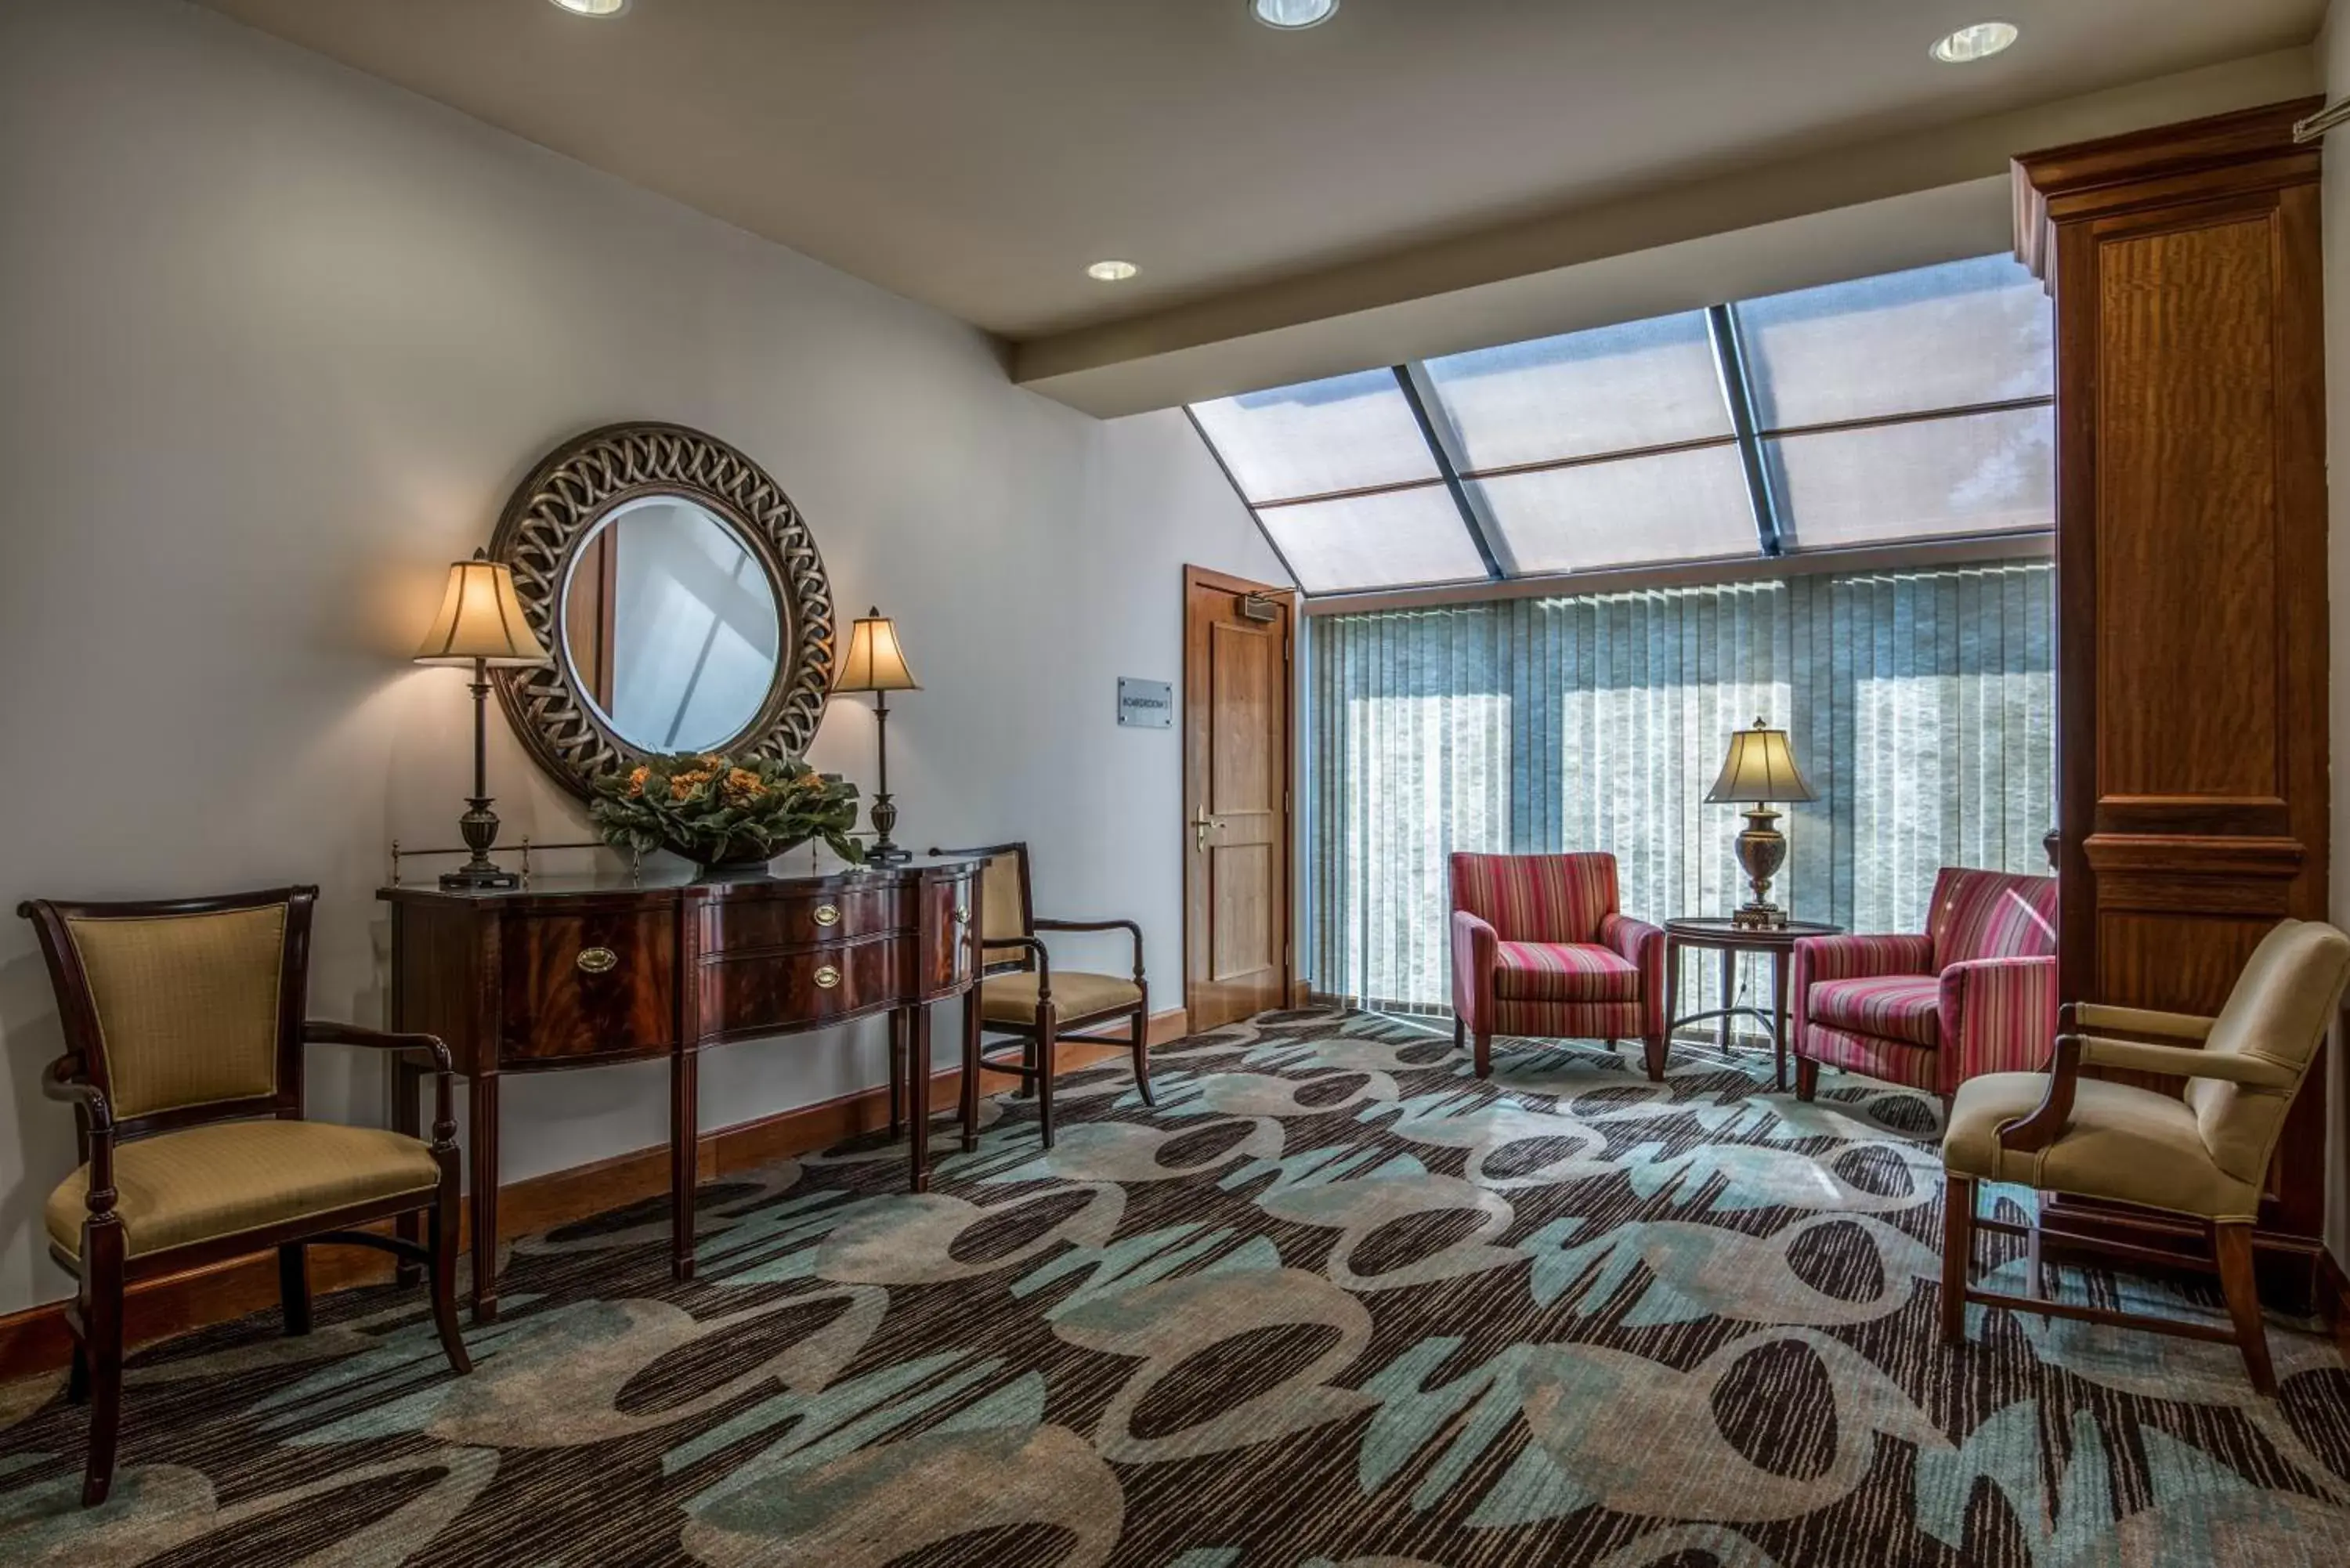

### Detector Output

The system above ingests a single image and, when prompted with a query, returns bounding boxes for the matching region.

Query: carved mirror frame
[487,422,836,801]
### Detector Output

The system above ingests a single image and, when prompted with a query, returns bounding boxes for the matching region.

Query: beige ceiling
[202,0,2323,403]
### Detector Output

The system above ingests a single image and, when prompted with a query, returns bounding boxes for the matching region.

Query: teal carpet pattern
[2,1006,2347,1566]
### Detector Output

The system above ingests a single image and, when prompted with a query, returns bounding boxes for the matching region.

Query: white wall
[0,0,1285,1315]
[2326,0,2350,1274]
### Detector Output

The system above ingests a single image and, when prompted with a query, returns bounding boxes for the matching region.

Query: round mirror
[487,422,837,802]
[559,496,783,754]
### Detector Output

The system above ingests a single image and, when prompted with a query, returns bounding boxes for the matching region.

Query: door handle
[1195,807,1212,854]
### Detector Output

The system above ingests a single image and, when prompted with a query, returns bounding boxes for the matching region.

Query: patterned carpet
[2,1006,2348,1566]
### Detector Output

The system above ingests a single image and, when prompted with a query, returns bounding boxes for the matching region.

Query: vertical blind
[1309,560,2054,1015]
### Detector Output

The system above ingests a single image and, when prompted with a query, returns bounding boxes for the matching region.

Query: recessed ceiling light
[549,0,630,16]
[1932,21,2019,63]
[1253,0,1340,31]
[1086,260,1140,282]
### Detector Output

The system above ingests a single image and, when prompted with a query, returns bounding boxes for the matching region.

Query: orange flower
[724,767,767,802]
[670,769,714,801]
[626,764,650,799]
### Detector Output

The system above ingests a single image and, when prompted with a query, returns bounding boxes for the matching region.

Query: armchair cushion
[1943,1071,2259,1223]
[46,1120,440,1261]
[1807,975,1941,1048]
[1493,941,1640,1005]
[980,970,1141,1027]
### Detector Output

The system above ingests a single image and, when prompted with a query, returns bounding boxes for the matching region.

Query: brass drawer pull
[812,904,842,927]
[953,905,971,925]
[577,947,619,975]
[813,964,842,990]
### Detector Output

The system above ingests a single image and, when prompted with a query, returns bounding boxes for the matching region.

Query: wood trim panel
[0,1006,1187,1383]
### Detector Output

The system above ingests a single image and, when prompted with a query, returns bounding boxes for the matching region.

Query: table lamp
[833,605,920,865]
[1704,717,1817,930]
[414,550,551,889]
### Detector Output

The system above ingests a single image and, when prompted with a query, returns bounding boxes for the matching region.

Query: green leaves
[588,752,866,866]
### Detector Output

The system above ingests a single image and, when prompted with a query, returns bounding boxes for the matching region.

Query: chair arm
[993,934,1053,992]
[1940,955,2058,1084]
[1996,1035,2082,1154]
[306,1021,458,1146]
[2073,1034,2298,1089]
[1033,917,1144,981]
[1451,910,1498,1032]
[1792,932,1935,985]
[1599,913,1667,1034]
[42,1057,117,1220]
[2061,1001,2214,1040]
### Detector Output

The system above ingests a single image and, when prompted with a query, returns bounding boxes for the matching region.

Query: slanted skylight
[1188,254,2055,596]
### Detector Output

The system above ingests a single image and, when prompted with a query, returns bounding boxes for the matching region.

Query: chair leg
[1795,1057,1820,1101]
[428,1187,473,1378]
[277,1243,312,1338]
[1018,1038,1038,1100]
[1640,1033,1666,1082]
[1940,1173,1975,1346]
[1454,1014,1466,1053]
[66,1339,89,1406]
[1129,1002,1156,1107]
[2213,1221,2276,1396]
[1036,1006,1059,1148]
[79,1223,125,1508]
[1473,1028,1492,1078]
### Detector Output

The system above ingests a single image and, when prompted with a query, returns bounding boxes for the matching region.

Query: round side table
[1662,917,1843,1091]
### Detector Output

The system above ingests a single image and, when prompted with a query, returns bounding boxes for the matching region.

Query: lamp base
[1730,804,1788,930]
[440,796,519,890]
[440,862,521,891]
[865,792,910,865]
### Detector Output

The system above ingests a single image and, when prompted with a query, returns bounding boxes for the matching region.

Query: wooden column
[2016,98,2330,1303]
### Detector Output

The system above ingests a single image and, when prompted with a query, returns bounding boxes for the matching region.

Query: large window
[1310,562,2056,1013]
[1191,255,2054,595]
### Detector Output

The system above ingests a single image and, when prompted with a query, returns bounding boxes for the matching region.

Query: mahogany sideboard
[379,851,984,1321]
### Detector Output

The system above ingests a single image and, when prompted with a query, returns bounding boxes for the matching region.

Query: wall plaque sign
[1117,677,1173,729]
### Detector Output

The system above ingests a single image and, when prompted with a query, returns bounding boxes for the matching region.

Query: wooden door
[2016,99,2330,1299]
[1184,565,1294,1030]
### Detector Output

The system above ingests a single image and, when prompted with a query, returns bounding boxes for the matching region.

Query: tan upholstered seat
[981,970,1143,1026]
[1943,1071,2260,1221]
[47,1119,442,1261]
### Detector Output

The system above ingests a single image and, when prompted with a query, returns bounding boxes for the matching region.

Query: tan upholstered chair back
[55,900,297,1121]
[2190,919,2350,1188]
[962,847,1032,973]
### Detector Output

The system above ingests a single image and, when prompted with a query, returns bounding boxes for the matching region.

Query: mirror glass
[560,495,783,754]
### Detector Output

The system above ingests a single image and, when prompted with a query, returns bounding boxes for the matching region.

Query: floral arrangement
[589,753,864,869]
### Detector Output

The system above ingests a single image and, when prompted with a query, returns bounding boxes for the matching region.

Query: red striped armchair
[1791,866,2057,1104]
[1449,852,1668,1082]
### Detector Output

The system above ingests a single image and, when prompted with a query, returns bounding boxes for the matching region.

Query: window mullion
[1394,363,1509,580]
[1707,303,1784,558]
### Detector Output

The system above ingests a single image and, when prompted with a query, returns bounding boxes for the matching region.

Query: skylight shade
[1258,487,1491,594]
[1189,370,1437,503]
[1468,446,1758,575]
[1768,404,2055,548]
[1736,256,2052,429]
[1422,312,1732,470]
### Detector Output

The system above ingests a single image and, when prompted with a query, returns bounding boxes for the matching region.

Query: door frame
[1181,563,1300,1027]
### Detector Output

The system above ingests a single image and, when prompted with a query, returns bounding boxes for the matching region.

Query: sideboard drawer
[501,909,677,1063]
[696,935,903,1039]
[700,886,907,952]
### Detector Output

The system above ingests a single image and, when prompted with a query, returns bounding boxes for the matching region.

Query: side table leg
[1719,948,1736,1057]
[468,1071,500,1323]
[1771,949,1791,1092]
[1664,938,1682,1049]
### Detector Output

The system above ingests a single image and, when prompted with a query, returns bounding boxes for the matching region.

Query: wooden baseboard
[0,1004,1187,1384]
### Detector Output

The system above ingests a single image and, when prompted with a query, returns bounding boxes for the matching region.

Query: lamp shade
[414,553,551,667]
[833,605,920,693]
[1704,719,1817,804]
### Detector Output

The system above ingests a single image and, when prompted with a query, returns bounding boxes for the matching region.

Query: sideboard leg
[908,1005,932,1193]
[672,1046,700,1282]
[468,1071,500,1323]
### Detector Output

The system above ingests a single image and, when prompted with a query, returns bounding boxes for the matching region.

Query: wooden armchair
[1939,917,2350,1393]
[20,887,471,1506]
[928,844,1152,1149]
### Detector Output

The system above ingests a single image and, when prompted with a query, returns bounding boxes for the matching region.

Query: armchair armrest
[2074,1034,2297,1089]
[2062,1001,2214,1041]
[992,934,1053,992]
[1451,910,1498,1032]
[306,1021,458,1147]
[1599,912,1667,1035]
[1792,932,1935,985]
[1033,917,1145,981]
[43,1057,116,1222]
[1940,955,2058,1083]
